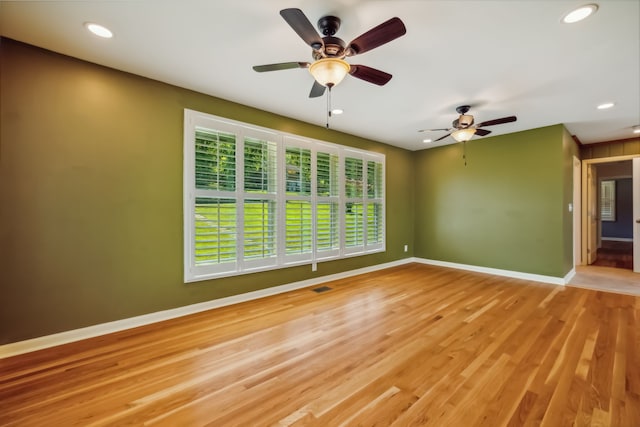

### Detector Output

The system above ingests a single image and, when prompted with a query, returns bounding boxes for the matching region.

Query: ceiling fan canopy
[252,8,407,97]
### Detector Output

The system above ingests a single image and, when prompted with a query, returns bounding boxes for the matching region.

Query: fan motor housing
[313,36,346,59]
[458,114,474,127]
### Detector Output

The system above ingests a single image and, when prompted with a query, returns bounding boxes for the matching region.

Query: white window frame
[184,109,385,283]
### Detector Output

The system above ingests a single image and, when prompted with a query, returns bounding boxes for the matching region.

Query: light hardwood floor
[1,263,639,426]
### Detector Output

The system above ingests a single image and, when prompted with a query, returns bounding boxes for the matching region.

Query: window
[343,154,385,254]
[367,160,385,247]
[192,128,237,276]
[184,109,385,282]
[344,156,364,251]
[284,141,312,263]
[243,137,277,267]
[601,180,616,221]
[316,148,340,259]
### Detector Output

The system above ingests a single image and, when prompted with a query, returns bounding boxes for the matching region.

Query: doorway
[570,155,639,295]
[579,155,639,272]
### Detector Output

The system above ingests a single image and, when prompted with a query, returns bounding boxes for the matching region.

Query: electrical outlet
[312,262,317,272]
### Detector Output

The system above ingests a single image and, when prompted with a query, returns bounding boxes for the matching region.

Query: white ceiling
[1,0,639,151]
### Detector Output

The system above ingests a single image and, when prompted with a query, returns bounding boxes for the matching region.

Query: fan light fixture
[309,58,351,88]
[451,128,476,142]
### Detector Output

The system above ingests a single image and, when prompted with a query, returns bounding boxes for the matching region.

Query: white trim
[0,258,411,359]
[413,258,567,286]
[564,268,576,284]
[634,157,640,272]
[573,156,582,267]
[601,237,633,242]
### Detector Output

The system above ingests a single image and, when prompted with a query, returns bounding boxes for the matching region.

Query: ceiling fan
[253,8,407,98]
[419,105,517,143]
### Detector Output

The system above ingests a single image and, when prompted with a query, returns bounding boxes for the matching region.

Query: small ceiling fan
[253,8,407,98]
[419,105,517,142]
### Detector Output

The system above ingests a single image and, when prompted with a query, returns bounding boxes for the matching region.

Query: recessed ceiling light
[562,4,598,24]
[633,125,640,134]
[85,22,113,38]
[597,102,614,110]
[422,139,432,143]
[331,109,343,115]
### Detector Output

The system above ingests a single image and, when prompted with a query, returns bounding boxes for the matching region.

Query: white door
[633,158,640,272]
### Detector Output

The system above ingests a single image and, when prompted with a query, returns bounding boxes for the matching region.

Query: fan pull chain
[326,86,332,129]
[463,141,467,166]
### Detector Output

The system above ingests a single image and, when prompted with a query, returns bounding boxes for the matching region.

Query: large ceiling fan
[253,8,407,98]
[419,105,517,143]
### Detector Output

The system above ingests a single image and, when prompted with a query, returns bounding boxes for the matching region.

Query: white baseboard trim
[564,268,576,284]
[601,237,633,242]
[0,258,413,359]
[413,257,567,286]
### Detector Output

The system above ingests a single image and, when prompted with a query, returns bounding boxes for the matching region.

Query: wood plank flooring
[1,263,639,426]
[592,240,634,270]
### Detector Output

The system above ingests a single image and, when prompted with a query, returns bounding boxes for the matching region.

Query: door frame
[634,158,640,272]
[573,156,581,266]
[580,154,639,268]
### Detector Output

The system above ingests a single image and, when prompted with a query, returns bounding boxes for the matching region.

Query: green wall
[1,38,576,346]
[413,124,574,278]
[0,39,415,344]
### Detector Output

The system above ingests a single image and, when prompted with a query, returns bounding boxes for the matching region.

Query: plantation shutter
[316,149,340,258]
[185,109,385,283]
[195,129,236,191]
[344,156,365,253]
[366,160,384,248]
[243,135,278,268]
[283,141,313,263]
[194,197,237,265]
[188,124,239,279]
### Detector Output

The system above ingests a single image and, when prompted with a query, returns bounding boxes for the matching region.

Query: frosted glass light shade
[451,128,476,142]
[309,58,351,88]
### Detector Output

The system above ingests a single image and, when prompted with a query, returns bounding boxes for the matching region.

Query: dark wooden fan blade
[280,8,324,50]
[349,65,392,86]
[476,116,517,128]
[309,81,326,98]
[475,128,492,136]
[435,133,452,142]
[253,62,310,72]
[347,17,406,56]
